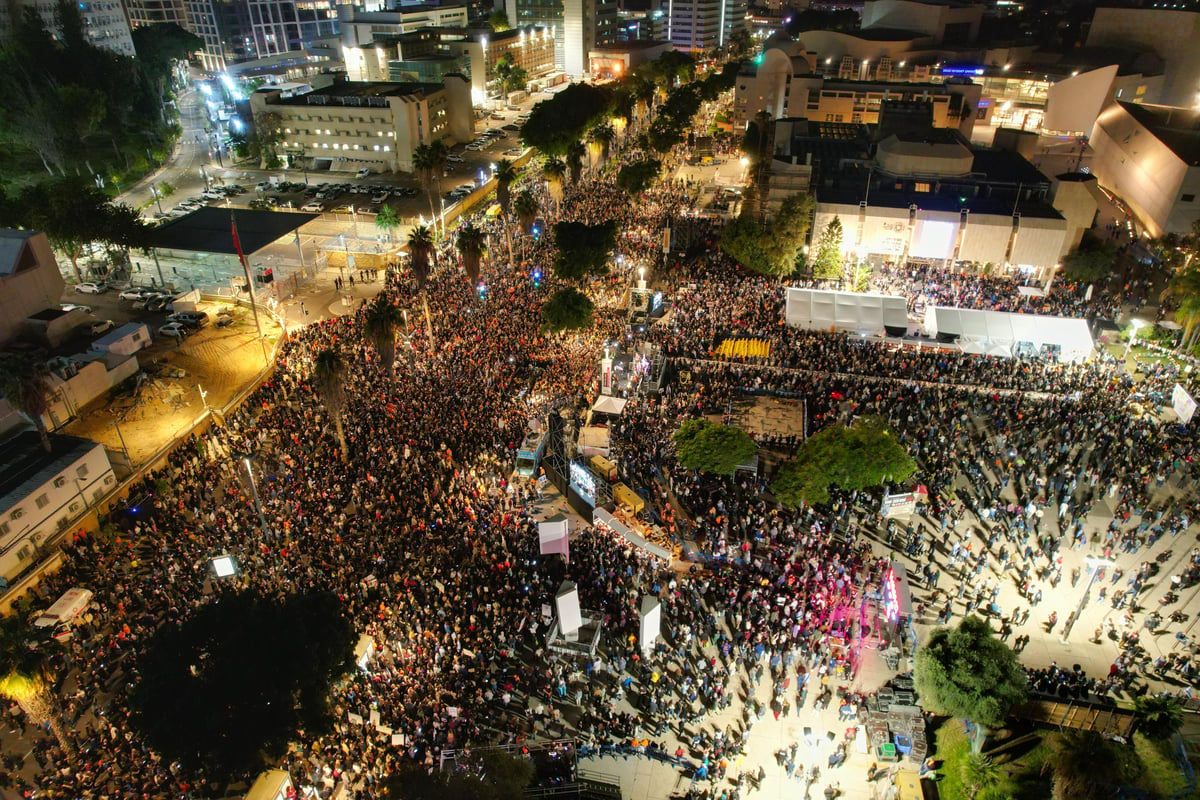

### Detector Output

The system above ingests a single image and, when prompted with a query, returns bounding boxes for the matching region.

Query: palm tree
[407,224,435,292]
[495,158,518,264]
[312,348,349,460]
[407,224,436,348]
[0,353,54,453]
[541,157,566,217]
[0,615,74,759]
[566,141,586,185]
[587,123,615,172]
[514,190,539,236]
[412,141,448,233]
[456,222,487,286]
[363,295,401,378]
[1162,264,1200,351]
[962,752,1003,800]
[374,204,401,243]
[1135,694,1185,740]
[1044,730,1125,800]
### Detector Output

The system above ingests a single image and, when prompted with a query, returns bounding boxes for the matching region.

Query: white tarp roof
[785,288,909,335]
[591,396,628,416]
[924,307,1093,362]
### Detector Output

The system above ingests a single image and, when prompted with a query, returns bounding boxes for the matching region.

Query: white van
[33,587,94,629]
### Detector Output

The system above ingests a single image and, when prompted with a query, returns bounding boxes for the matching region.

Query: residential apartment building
[665,0,747,53]
[563,0,616,76]
[1089,101,1200,239]
[0,431,116,585]
[0,0,135,55]
[504,0,565,69]
[336,2,469,46]
[251,76,473,173]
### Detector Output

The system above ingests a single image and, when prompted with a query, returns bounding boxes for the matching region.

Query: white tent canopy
[923,307,1094,362]
[591,396,628,416]
[785,289,910,336]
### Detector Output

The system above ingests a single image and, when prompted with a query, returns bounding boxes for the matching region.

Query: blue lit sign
[941,65,985,77]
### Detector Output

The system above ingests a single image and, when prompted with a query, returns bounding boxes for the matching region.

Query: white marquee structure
[923,306,1094,362]
[785,288,911,336]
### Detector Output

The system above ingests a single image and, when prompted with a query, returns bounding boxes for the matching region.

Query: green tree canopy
[552,220,618,281]
[520,83,611,155]
[388,749,535,800]
[616,158,662,195]
[1134,695,1185,740]
[1060,229,1117,283]
[812,215,844,280]
[129,590,355,779]
[1045,730,1134,800]
[131,23,203,84]
[770,415,916,507]
[913,616,1027,752]
[541,287,594,333]
[673,419,757,475]
[486,9,511,30]
[721,193,816,279]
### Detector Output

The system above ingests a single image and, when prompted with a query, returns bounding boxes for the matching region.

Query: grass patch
[1132,734,1192,799]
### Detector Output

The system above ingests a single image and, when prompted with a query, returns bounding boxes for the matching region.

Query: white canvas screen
[785,288,908,335]
[639,596,662,653]
[1173,384,1197,424]
[910,220,958,259]
[556,581,582,635]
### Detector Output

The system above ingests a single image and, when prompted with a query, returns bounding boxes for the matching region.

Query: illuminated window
[914,182,931,192]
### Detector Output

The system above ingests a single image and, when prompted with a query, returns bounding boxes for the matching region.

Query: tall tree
[541,287,594,333]
[673,419,757,475]
[0,616,74,759]
[519,82,611,156]
[513,190,539,236]
[587,123,615,171]
[412,141,448,231]
[721,193,815,280]
[913,616,1027,753]
[552,220,618,282]
[616,158,662,196]
[313,348,349,460]
[374,204,401,242]
[541,157,566,215]
[566,141,587,185]
[1044,731,1130,800]
[0,353,54,453]
[495,158,518,264]
[363,295,401,378]
[407,225,436,347]
[129,590,355,779]
[812,216,844,280]
[1134,695,1185,740]
[772,416,916,507]
[456,222,487,286]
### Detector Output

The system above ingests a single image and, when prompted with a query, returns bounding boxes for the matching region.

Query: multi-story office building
[564,0,616,76]
[665,0,747,53]
[504,0,565,69]
[344,25,555,105]
[122,0,189,29]
[184,0,340,71]
[336,2,469,46]
[251,75,473,173]
[0,0,135,55]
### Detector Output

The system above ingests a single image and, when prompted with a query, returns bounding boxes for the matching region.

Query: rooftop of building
[0,430,100,510]
[590,40,672,51]
[0,229,40,277]
[801,26,926,41]
[266,80,446,100]
[148,208,318,256]
[1117,101,1200,166]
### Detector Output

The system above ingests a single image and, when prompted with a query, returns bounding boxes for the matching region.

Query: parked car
[75,282,107,294]
[446,155,465,164]
[504,148,524,156]
[301,201,323,212]
[146,296,173,312]
[119,287,153,301]
[502,124,521,132]
[60,303,92,313]
[88,319,116,335]
[167,311,209,329]
[202,190,224,200]
[158,322,188,339]
[330,205,354,214]
[356,168,372,178]
[371,191,389,203]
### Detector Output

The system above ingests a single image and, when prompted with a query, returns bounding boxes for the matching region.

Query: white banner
[1173,383,1197,424]
[881,492,918,518]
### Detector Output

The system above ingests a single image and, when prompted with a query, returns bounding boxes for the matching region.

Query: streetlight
[240,454,271,538]
[1124,318,1146,361]
[1060,555,1114,643]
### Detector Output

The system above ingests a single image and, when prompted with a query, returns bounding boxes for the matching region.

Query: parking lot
[147,110,531,225]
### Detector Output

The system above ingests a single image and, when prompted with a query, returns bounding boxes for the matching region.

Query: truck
[33,587,94,629]
[515,430,548,478]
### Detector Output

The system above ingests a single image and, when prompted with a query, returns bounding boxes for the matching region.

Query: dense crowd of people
[4,125,1199,800]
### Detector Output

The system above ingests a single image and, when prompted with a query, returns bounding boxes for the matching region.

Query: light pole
[241,454,271,538]
[1123,318,1146,361]
[1060,555,1115,643]
[151,184,164,216]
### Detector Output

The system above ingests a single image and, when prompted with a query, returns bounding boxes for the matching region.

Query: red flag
[230,212,247,264]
